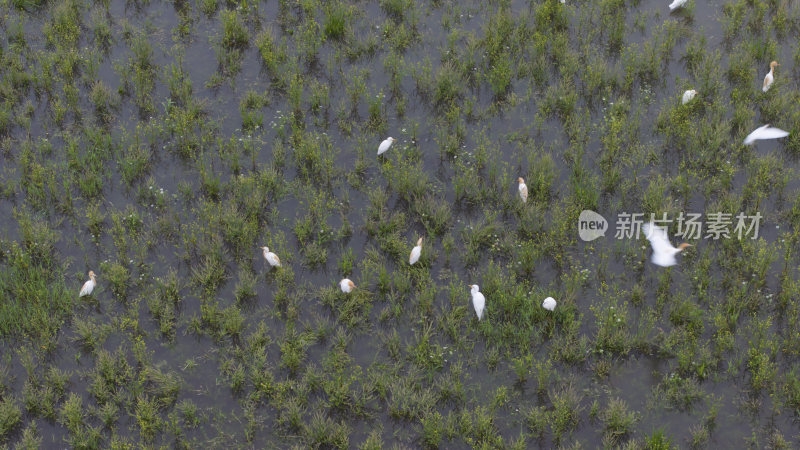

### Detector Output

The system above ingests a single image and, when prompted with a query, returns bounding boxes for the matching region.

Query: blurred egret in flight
[743,125,789,145]
[642,222,691,267]
[668,0,687,11]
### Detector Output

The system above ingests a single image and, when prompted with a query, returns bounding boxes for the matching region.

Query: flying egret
[542,297,557,311]
[260,246,281,267]
[409,238,423,265]
[469,284,485,320]
[79,271,97,297]
[743,125,789,145]
[762,61,778,92]
[681,89,697,105]
[517,177,528,203]
[377,137,394,155]
[668,0,687,11]
[340,278,355,293]
[642,222,692,267]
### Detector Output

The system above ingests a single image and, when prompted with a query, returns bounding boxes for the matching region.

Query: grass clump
[324,3,350,41]
[306,411,349,448]
[600,397,637,444]
[550,385,582,442]
[0,396,22,439]
[433,62,463,106]
[43,0,82,48]
[221,10,248,50]
[381,0,412,20]
[0,241,72,340]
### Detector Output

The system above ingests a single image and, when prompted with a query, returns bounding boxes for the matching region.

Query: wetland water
[1,0,800,447]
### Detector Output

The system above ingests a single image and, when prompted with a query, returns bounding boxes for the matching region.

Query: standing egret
[542,297,557,311]
[681,89,697,105]
[409,238,423,265]
[260,246,281,267]
[642,222,692,267]
[79,271,97,297]
[340,278,355,293]
[668,0,687,10]
[377,137,394,155]
[743,125,789,145]
[517,177,528,203]
[469,285,485,320]
[762,61,778,92]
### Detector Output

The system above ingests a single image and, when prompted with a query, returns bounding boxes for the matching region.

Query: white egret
[340,278,355,293]
[542,296,557,311]
[79,271,97,297]
[469,284,485,320]
[409,238,423,265]
[642,222,692,267]
[260,247,281,267]
[681,89,697,105]
[762,61,778,92]
[668,0,687,11]
[377,137,394,155]
[743,125,789,145]
[517,177,528,203]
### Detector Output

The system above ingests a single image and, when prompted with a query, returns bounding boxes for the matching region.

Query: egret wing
[744,125,789,145]
[643,223,680,267]
[642,223,673,252]
[754,126,789,140]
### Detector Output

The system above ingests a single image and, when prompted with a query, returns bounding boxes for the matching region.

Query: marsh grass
[1,0,800,446]
[0,242,71,341]
[117,33,159,115]
[323,2,351,41]
[600,397,637,444]
[0,396,22,438]
[550,385,583,443]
